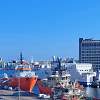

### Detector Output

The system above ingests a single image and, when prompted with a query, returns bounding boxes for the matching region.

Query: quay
[0,90,41,100]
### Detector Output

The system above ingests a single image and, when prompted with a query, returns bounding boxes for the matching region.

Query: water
[33,85,39,95]
[85,87,100,98]
[0,69,15,78]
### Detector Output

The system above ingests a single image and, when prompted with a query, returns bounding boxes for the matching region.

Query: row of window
[81,55,100,57]
[81,51,100,53]
[81,60,100,62]
[81,62,100,65]
[82,43,100,46]
[82,47,100,49]
[79,70,89,72]
[81,56,100,58]
[81,57,100,59]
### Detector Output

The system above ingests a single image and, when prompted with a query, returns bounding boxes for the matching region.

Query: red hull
[0,77,37,92]
[37,79,52,95]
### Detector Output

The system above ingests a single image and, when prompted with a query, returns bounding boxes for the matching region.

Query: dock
[0,90,40,100]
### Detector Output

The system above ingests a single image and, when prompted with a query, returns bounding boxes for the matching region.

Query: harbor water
[85,87,100,98]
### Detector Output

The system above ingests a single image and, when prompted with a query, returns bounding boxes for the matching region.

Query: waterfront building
[76,63,93,74]
[79,38,100,71]
[65,63,96,86]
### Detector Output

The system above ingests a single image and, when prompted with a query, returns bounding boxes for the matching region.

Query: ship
[36,57,89,100]
[36,57,71,95]
[0,53,38,92]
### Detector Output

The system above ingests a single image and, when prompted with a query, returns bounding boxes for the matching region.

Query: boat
[38,94,50,99]
[0,53,38,92]
[36,57,88,100]
[36,57,71,96]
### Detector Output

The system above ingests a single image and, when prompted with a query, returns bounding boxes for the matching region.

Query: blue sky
[0,0,100,61]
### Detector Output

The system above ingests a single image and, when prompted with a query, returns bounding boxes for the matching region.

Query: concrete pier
[0,90,40,100]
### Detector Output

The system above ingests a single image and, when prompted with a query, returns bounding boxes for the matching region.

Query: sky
[0,0,100,61]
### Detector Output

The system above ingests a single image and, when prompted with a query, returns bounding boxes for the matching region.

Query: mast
[20,52,23,64]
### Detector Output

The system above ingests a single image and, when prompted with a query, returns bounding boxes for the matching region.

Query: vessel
[0,53,38,92]
[36,57,70,95]
[36,57,89,100]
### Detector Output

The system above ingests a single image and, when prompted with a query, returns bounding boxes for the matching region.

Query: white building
[65,63,96,86]
[76,63,93,74]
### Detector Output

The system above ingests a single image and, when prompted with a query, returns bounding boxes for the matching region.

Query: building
[79,38,100,71]
[66,63,93,75]
[65,63,96,86]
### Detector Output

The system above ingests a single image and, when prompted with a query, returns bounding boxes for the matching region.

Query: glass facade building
[79,38,100,71]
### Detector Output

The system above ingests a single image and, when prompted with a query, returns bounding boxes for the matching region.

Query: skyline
[0,0,100,61]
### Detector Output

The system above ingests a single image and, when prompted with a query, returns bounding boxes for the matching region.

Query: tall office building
[79,38,100,71]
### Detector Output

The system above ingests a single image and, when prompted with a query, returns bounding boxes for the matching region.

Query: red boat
[37,79,52,95]
[0,65,38,92]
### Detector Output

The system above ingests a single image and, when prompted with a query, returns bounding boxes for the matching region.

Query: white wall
[65,63,95,83]
[76,63,93,74]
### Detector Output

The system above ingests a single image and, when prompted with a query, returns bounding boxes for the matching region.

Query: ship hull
[37,79,52,95]
[0,77,37,92]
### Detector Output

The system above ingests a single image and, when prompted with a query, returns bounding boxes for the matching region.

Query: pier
[0,90,40,100]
